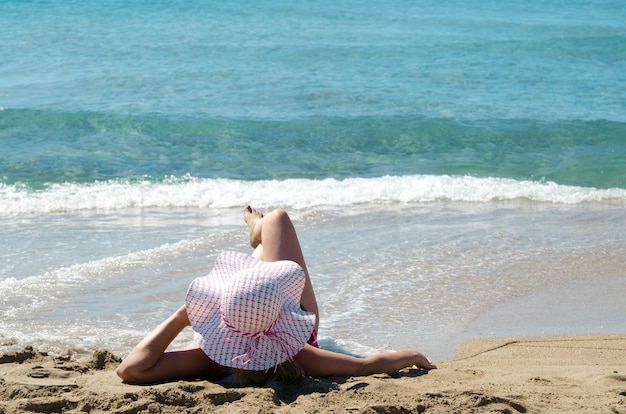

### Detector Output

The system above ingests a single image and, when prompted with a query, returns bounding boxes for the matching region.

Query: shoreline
[2,334,624,413]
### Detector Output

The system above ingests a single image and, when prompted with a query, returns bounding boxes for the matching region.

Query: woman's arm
[294,344,436,378]
[116,305,225,384]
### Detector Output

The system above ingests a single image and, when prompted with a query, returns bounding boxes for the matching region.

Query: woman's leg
[244,206,319,331]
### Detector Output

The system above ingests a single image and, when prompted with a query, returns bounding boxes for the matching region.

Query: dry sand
[1,334,625,413]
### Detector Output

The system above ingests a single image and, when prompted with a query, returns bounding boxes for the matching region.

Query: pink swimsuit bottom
[307,329,319,348]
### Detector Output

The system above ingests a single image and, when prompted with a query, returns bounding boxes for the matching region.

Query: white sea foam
[1,175,624,216]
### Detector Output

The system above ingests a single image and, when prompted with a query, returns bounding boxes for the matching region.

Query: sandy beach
[1,334,624,414]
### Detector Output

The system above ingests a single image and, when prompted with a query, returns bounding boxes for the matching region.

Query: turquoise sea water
[1,0,625,360]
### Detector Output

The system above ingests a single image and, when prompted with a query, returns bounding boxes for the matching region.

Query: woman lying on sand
[116,206,436,385]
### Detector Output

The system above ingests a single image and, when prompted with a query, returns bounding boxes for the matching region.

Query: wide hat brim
[185,251,316,371]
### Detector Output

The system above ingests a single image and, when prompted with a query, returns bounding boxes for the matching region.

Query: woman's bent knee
[267,208,290,223]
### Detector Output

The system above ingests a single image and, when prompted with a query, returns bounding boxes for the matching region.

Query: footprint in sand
[28,366,50,379]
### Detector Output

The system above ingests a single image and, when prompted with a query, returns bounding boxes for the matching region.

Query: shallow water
[1,201,623,360]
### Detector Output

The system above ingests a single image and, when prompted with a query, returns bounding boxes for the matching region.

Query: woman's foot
[244,206,264,248]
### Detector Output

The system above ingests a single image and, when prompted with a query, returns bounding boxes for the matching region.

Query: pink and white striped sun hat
[185,250,316,371]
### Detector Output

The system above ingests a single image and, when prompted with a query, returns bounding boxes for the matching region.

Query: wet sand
[2,334,625,413]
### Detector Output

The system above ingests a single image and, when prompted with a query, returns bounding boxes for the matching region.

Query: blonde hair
[231,360,304,386]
